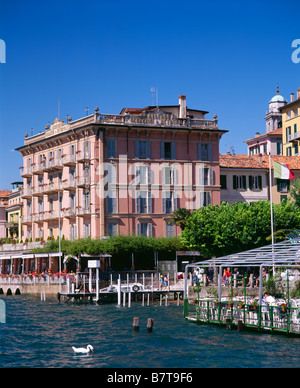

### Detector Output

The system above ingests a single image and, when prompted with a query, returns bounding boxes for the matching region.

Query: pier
[59,269,184,306]
[183,238,300,336]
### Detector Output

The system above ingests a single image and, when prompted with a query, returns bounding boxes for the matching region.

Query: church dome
[270,94,286,103]
[270,85,286,103]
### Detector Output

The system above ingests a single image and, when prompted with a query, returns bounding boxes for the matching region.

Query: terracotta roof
[220,154,300,170]
[0,190,11,198]
[244,128,282,143]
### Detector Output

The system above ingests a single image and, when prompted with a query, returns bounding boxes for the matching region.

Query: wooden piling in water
[147,318,154,333]
[237,320,243,332]
[133,317,139,331]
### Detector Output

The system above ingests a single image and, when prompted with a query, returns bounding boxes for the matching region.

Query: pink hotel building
[17,96,227,241]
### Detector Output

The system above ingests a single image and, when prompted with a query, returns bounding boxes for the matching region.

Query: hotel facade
[17,96,227,241]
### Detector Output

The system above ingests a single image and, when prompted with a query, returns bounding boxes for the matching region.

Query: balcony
[62,208,76,219]
[76,150,91,163]
[5,222,19,229]
[77,206,91,217]
[32,162,45,175]
[62,154,76,166]
[32,213,44,223]
[22,187,33,198]
[43,158,64,172]
[97,113,219,130]
[20,166,32,178]
[62,179,76,191]
[288,131,300,142]
[43,182,63,194]
[21,215,32,224]
[77,176,91,188]
[32,186,44,197]
[43,210,59,221]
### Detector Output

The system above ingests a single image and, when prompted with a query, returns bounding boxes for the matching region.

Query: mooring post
[123,291,126,307]
[133,317,139,331]
[142,293,145,306]
[117,276,121,306]
[128,292,131,308]
[147,318,154,333]
[160,294,162,306]
[147,293,150,306]
[238,320,243,332]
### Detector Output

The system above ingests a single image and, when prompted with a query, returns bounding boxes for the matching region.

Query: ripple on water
[0,296,299,368]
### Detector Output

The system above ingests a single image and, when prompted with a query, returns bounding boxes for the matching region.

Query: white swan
[72,345,94,354]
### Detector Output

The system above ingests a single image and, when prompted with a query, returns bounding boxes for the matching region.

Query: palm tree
[170,208,192,231]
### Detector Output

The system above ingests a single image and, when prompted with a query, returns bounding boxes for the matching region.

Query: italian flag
[274,161,295,180]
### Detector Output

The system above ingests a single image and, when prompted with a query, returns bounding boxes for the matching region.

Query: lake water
[0,295,299,368]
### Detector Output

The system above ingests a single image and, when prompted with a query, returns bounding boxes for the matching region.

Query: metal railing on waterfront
[183,298,300,335]
[0,274,67,285]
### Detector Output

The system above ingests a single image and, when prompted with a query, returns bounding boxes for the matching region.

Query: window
[287,146,292,156]
[248,176,262,190]
[107,192,116,213]
[162,166,177,185]
[233,175,246,190]
[162,191,177,214]
[160,141,176,160]
[83,223,91,238]
[135,140,150,159]
[136,165,151,185]
[280,195,288,203]
[136,191,152,213]
[107,223,117,237]
[137,222,152,237]
[107,139,116,158]
[165,221,174,237]
[294,143,298,155]
[198,143,213,161]
[220,175,227,189]
[198,166,214,186]
[70,224,76,241]
[200,192,211,207]
[277,179,290,193]
[277,142,281,155]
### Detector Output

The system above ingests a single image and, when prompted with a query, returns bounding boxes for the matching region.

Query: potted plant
[251,300,258,311]
[238,301,245,309]
[214,300,219,307]
[228,299,233,308]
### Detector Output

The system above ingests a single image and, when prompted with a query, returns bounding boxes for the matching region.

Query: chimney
[297,88,300,100]
[258,153,262,163]
[179,95,187,119]
[291,93,295,103]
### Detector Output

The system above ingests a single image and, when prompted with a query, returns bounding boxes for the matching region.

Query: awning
[0,255,11,260]
[22,254,34,259]
[81,253,112,258]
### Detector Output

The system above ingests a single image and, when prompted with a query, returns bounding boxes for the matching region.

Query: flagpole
[269,153,275,275]
[269,153,274,246]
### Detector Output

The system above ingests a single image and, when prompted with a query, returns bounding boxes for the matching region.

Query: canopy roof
[188,238,300,268]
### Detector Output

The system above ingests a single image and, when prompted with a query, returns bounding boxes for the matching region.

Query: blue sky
[0,0,300,189]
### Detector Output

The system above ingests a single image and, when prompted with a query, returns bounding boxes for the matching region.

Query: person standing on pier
[164,274,169,289]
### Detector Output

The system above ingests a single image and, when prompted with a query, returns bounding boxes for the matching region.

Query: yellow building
[281,88,300,156]
[6,182,23,240]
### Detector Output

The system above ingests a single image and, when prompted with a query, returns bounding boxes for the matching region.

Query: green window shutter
[258,176,262,190]
[233,175,237,190]
[242,176,247,190]
[277,179,281,192]
[248,176,253,190]
[220,175,227,189]
[294,124,297,133]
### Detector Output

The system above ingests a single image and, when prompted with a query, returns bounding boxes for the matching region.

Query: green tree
[289,178,300,207]
[170,208,192,231]
[180,200,300,258]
